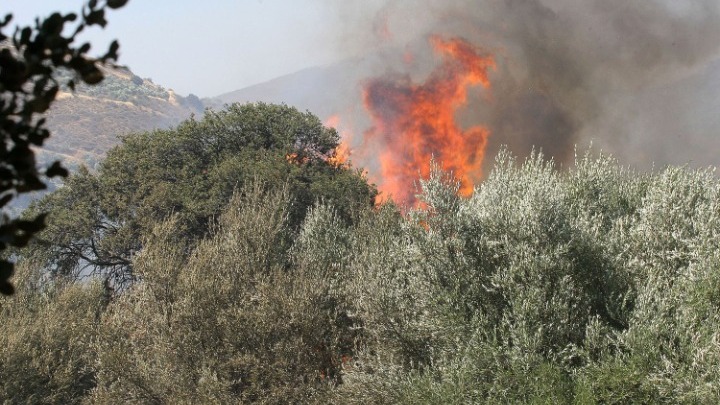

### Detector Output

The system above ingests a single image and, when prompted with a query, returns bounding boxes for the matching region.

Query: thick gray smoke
[322,0,720,170]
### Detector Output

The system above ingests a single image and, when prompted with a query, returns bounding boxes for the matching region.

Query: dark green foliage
[130,74,143,86]
[24,102,376,283]
[183,93,204,111]
[0,1,126,295]
[80,71,170,102]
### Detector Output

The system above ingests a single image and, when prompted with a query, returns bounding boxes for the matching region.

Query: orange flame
[327,142,351,168]
[285,152,308,165]
[362,36,495,206]
[324,115,352,168]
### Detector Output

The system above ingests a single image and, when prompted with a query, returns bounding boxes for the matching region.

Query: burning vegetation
[328,36,495,206]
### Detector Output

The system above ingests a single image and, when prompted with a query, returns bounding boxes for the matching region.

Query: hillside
[40,66,205,171]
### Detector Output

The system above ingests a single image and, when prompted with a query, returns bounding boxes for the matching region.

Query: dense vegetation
[23,102,376,284]
[4,104,720,403]
[79,71,170,103]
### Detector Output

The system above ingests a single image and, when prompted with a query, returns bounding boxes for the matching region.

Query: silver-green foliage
[335,149,720,404]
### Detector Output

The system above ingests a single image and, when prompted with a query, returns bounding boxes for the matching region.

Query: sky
[5,0,358,97]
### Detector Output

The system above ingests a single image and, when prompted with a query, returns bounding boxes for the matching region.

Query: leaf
[19,26,31,44]
[0,193,12,208]
[41,13,65,35]
[15,213,47,233]
[28,128,51,145]
[107,0,129,9]
[84,9,106,27]
[80,64,104,84]
[46,161,69,177]
[0,14,12,28]
[103,40,120,61]
[79,42,91,54]
[0,280,14,296]
[16,175,46,192]
[0,260,13,280]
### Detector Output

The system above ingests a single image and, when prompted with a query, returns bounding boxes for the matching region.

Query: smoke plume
[324,0,720,170]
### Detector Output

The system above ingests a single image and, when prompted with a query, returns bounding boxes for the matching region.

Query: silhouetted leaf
[80,65,103,84]
[16,176,46,192]
[16,213,47,233]
[107,0,129,9]
[0,260,12,280]
[41,13,64,35]
[103,40,119,60]
[46,161,69,177]
[0,280,14,295]
[84,9,106,27]
[0,14,11,28]
[0,193,12,208]
[19,26,31,44]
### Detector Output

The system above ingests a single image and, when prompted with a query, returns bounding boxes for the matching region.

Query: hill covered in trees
[3,103,720,403]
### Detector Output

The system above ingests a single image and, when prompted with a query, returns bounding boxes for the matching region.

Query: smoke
[323,0,720,169]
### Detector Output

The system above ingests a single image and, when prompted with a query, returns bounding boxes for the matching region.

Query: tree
[0,0,128,295]
[24,102,376,284]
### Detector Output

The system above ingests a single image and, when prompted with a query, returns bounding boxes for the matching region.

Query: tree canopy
[24,102,377,283]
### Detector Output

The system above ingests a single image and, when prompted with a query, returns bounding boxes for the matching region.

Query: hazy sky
[5,1,356,97]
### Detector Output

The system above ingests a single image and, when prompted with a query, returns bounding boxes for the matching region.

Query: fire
[285,152,308,165]
[327,142,351,168]
[362,36,495,206]
[324,115,352,168]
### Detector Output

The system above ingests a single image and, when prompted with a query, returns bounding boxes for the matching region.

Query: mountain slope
[41,66,204,170]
